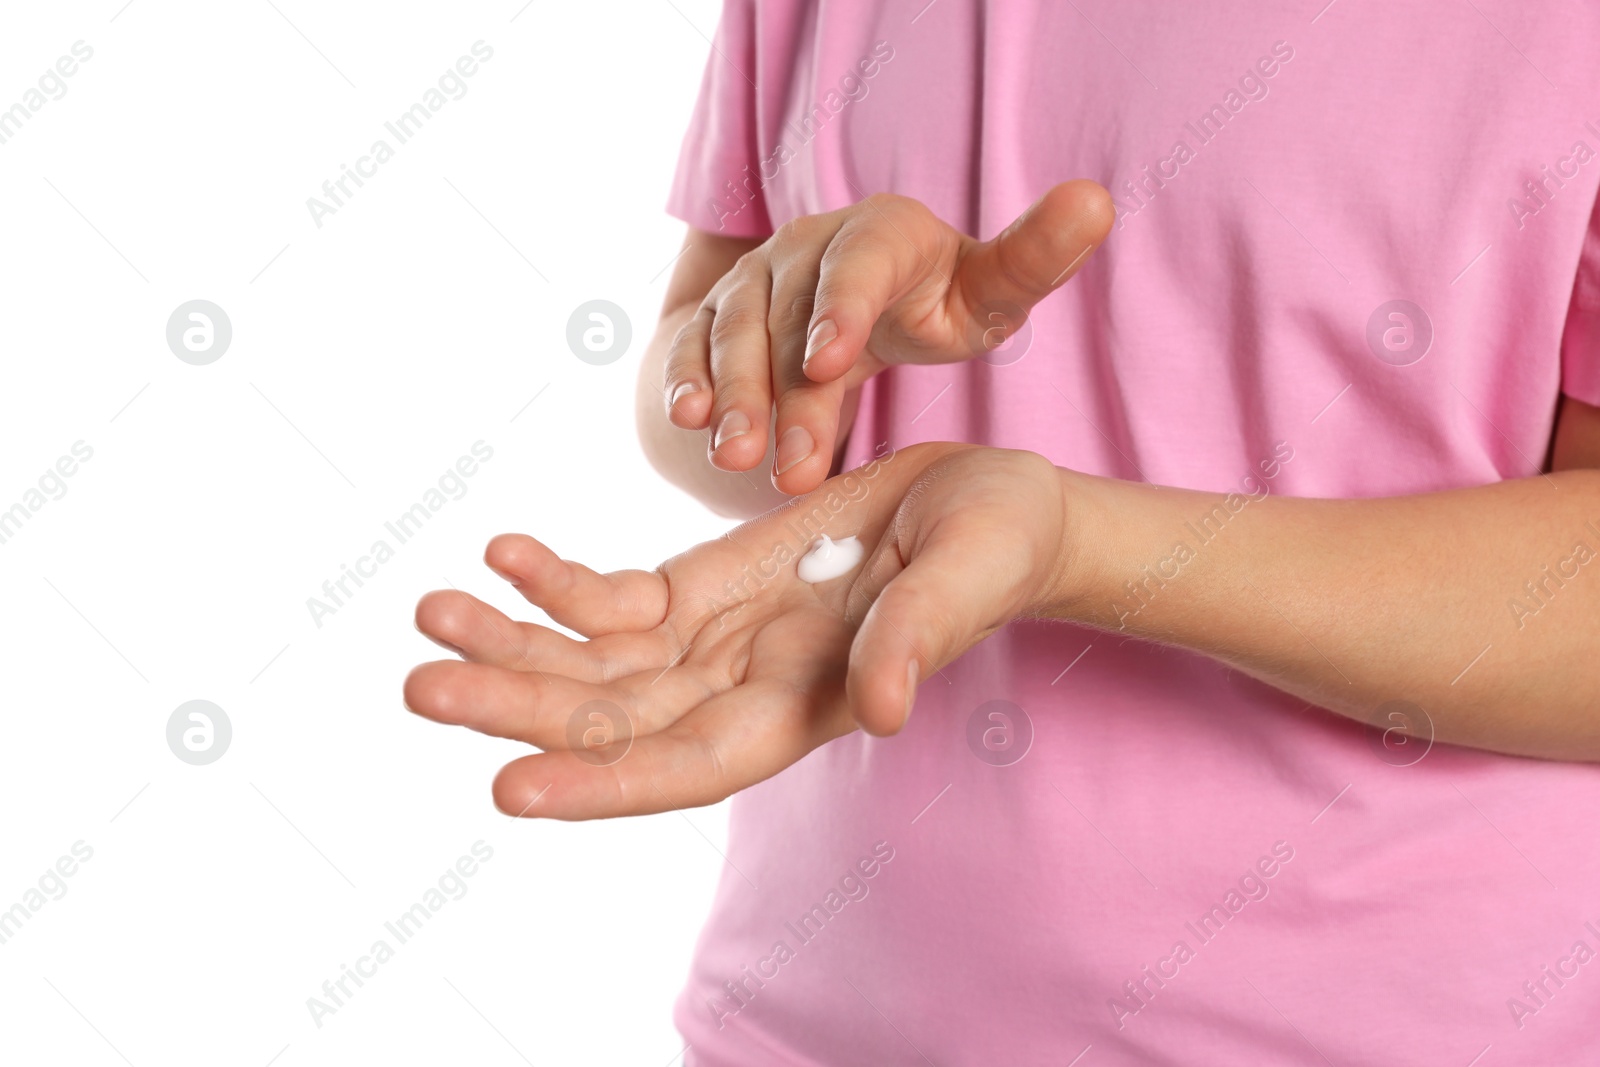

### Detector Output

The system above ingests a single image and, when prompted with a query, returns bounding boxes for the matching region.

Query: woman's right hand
[661,181,1115,495]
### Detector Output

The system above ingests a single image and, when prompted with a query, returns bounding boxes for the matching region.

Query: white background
[0,2,731,1063]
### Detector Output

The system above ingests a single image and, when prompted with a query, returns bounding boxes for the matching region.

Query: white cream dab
[797,535,865,583]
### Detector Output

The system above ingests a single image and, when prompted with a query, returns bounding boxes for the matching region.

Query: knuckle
[769,289,817,333]
[1014,449,1058,482]
[774,384,826,420]
[730,249,769,279]
[860,191,927,224]
[713,378,765,408]
[992,247,1042,299]
[774,213,825,245]
[709,305,767,346]
[666,319,706,362]
[818,222,890,271]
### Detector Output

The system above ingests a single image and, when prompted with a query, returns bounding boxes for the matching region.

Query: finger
[405,660,610,742]
[485,533,668,638]
[952,180,1115,330]
[767,253,847,494]
[846,519,1028,736]
[662,306,716,429]
[403,658,713,746]
[414,589,667,681]
[770,365,846,494]
[705,265,775,472]
[802,193,950,383]
[491,677,845,820]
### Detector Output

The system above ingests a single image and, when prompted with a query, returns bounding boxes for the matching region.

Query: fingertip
[493,757,551,818]
[855,691,910,738]
[1054,178,1116,243]
[484,532,527,571]
[484,533,550,586]
[772,464,828,496]
[402,659,455,719]
[847,647,916,738]
[801,320,861,383]
[413,589,471,652]
[414,587,449,631]
[771,375,845,492]
[771,423,824,493]
[905,658,920,725]
[708,409,765,471]
[709,449,760,473]
[667,381,712,428]
[801,350,851,384]
[772,458,830,495]
[802,318,838,374]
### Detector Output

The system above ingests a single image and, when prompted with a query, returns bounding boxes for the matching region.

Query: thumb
[844,520,1029,736]
[953,179,1115,347]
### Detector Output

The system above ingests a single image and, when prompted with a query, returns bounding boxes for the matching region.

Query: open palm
[404,442,1070,819]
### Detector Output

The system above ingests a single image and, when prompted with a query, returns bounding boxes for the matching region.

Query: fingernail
[804,319,837,366]
[774,425,814,476]
[905,660,920,721]
[668,381,699,411]
[713,410,751,450]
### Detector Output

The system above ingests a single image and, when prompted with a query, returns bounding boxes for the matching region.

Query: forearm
[1047,466,1600,760]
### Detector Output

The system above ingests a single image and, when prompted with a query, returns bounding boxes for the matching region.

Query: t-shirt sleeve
[664,0,774,238]
[1561,189,1600,406]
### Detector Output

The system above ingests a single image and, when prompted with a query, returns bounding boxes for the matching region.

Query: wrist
[1032,465,1129,623]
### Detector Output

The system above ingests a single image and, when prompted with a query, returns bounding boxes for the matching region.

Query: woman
[406,2,1600,1061]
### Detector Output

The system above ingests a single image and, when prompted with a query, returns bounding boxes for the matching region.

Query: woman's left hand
[403,442,1078,819]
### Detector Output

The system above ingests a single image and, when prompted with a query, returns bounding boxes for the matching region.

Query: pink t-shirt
[665,3,1600,1063]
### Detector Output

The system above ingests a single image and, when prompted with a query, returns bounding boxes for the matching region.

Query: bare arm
[409,397,1600,819]
[1045,396,1600,760]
